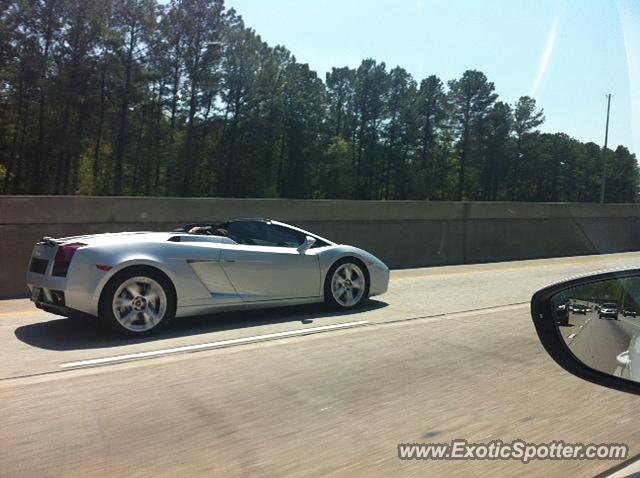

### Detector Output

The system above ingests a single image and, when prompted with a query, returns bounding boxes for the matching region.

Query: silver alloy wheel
[331,263,366,307]
[112,276,167,332]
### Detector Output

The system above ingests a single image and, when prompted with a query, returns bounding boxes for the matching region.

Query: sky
[226,0,640,156]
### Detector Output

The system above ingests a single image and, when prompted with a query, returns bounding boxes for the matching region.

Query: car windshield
[1,1,638,477]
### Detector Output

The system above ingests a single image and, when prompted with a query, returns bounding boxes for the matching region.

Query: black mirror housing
[531,268,640,396]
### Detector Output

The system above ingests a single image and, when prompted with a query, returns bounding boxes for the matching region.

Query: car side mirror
[297,236,316,254]
[531,269,640,396]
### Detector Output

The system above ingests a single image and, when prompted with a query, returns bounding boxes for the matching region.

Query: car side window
[226,221,271,246]
[226,221,324,248]
[266,225,306,247]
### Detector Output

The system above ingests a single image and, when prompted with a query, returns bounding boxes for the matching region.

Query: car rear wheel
[324,259,369,309]
[100,268,176,337]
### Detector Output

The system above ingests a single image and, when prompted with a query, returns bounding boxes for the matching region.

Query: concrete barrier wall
[2,196,640,298]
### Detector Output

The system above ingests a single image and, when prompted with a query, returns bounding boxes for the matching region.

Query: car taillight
[55,242,86,263]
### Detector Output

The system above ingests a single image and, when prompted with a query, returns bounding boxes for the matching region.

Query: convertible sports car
[26,219,389,336]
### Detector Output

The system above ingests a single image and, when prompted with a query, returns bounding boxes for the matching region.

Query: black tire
[324,258,370,310]
[99,266,176,337]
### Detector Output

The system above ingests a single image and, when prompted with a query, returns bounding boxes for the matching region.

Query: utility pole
[600,93,612,203]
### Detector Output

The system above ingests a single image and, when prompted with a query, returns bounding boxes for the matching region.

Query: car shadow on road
[14,300,388,351]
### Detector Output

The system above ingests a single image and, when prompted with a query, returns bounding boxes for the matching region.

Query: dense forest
[1,0,638,201]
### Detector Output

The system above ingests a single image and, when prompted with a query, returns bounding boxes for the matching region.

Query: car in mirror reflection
[570,303,589,315]
[598,302,619,320]
[553,298,570,326]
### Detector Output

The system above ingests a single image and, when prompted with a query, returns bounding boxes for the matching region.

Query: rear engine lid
[39,231,173,246]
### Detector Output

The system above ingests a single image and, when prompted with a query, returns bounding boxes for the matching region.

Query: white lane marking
[567,333,576,340]
[61,320,369,369]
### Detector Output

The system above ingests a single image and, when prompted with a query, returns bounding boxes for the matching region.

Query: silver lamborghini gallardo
[26,219,389,336]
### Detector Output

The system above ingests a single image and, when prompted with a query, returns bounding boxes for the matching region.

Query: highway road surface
[3,252,640,477]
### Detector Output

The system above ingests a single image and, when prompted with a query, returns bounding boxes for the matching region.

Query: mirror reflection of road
[562,310,640,375]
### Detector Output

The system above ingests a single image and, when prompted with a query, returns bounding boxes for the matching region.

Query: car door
[220,221,321,302]
[178,236,244,305]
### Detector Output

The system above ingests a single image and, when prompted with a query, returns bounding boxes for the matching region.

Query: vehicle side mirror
[297,236,316,254]
[531,269,640,396]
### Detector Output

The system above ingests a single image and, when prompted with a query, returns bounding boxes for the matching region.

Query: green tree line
[1,0,638,201]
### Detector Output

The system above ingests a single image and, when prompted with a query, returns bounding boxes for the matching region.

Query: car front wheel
[99,268,176,337]
[324,259,369,309]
